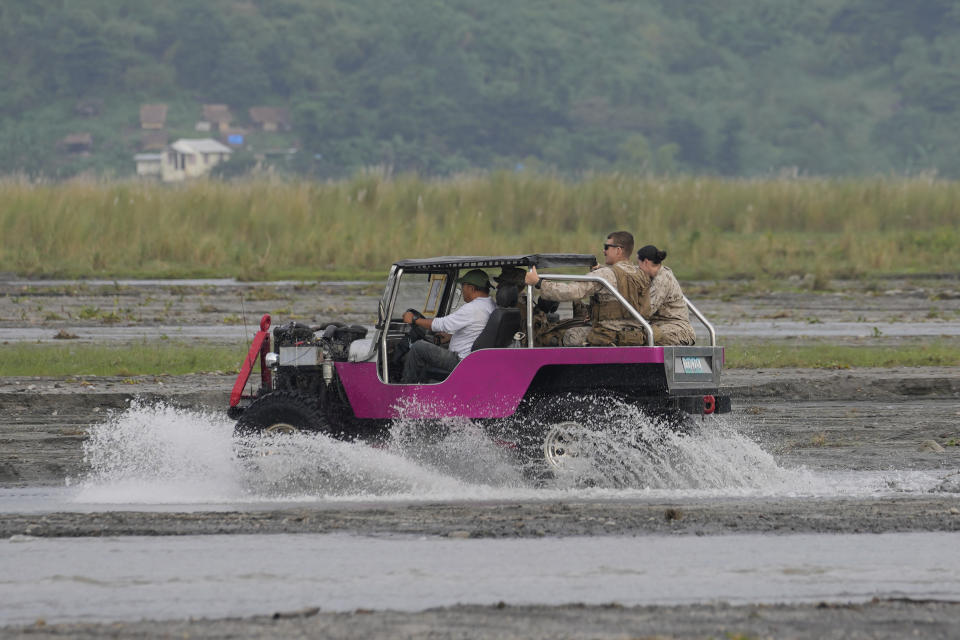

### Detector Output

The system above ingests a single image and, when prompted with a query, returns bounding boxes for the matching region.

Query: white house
[161,138,233,182]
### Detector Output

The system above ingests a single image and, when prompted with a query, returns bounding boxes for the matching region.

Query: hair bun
[636,244,666,264]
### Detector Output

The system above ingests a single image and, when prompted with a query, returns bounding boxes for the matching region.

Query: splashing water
[73,397,949,506]
[79,400,242,504]
[543,407,803,493]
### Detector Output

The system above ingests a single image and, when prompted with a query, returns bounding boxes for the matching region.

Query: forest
[2,0,960,179]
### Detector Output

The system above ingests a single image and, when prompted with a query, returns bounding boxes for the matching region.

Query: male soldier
[524,231,650,346]
[494,266,527,299]
[636,244,696,345]
[400,269,496,382]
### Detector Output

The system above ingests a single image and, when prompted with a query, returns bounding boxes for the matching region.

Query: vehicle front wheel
[234,390,328,437]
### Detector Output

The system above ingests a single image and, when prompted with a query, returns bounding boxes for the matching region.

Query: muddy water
[1,390,958,522]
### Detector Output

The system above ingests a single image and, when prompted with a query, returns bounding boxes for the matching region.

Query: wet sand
[9,599,960,640]
[2,275,959,344]
[2,278,959,637]
[2,368,959,638]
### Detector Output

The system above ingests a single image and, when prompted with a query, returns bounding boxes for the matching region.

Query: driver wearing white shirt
[400,269,496,383]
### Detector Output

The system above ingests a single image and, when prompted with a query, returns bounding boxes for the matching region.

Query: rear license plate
[680,356,710,374]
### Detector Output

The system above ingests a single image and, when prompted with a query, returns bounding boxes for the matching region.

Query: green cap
[456,269,492,289]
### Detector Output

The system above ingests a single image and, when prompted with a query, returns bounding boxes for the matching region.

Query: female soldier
[636,245,696,345]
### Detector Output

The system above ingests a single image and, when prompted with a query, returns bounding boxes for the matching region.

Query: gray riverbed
[2,277,960,638]
[4,530,960,627]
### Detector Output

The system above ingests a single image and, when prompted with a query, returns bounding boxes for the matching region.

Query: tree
[171,4,228,91]
[716,116,744,176]
[666,116,709,171]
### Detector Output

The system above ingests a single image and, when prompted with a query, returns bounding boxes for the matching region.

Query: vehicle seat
[471,284,523,351]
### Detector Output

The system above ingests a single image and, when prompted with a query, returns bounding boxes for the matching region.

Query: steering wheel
[405,308,428,342]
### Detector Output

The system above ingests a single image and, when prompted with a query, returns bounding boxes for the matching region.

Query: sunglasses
[603,243,622,251]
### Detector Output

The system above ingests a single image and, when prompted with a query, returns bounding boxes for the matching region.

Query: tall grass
[2,173,959,279]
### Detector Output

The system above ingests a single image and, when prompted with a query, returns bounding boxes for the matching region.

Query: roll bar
[380,268,717,380]
[380,266,403,380]
[524,275,718,348]
[683,296,716,347]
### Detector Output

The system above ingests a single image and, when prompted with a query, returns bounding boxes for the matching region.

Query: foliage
[2,1,960,178]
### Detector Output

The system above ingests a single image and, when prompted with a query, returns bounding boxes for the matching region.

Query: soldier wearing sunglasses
[525,231,650,346]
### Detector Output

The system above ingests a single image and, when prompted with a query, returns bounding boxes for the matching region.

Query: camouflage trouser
[563,324,647,346]
[652,323,696,346]
[530,309,587,347]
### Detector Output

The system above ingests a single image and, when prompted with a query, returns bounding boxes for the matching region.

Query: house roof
[202,104,232,123]
[140,130,168,150]
[170,138,233,154]
[140,104,168,125]
[249,106,290,125]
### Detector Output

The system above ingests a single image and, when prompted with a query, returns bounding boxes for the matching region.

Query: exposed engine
[272,321,368,362]
[268,321,368,400]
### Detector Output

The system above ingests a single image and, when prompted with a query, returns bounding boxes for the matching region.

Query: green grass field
[0,342,245,377]
[726,341,960,369]
[3,174,959,280]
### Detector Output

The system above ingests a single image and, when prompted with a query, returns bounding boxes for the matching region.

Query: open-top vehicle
[228,254,731,471]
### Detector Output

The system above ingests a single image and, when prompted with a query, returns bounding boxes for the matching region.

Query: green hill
[2,0,959,178]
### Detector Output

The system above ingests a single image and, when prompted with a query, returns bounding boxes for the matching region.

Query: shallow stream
[4,530,960,626]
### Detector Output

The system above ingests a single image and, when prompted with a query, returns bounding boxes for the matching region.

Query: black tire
[518,393,674,485]
[516,393,620,475]
[234,390,328,437]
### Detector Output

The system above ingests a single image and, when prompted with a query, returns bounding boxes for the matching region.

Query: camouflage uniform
[539,261,649,346]
[645,265,695,345]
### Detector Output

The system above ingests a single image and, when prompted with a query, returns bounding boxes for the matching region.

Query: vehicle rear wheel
[519,394,619,476]
[520,393,670,487]
[234,390,328,437]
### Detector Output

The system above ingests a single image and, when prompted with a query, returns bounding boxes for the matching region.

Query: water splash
[78,400,242,503]
[73,397,951,505]
[546,411,804,492]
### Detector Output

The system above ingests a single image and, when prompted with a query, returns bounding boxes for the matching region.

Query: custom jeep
[228,254,731,470]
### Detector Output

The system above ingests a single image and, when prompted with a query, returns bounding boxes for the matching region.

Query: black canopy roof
[393,254,598,273]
